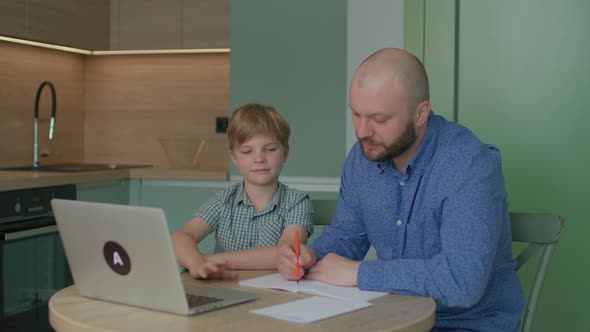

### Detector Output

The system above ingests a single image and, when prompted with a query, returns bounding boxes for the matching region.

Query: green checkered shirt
[195,182,313,253]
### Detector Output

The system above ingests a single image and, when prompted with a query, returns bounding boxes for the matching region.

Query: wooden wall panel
[83,53,230,171]
[0,41,85,167]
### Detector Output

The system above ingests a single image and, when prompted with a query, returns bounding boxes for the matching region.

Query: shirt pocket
[404,205,442,259]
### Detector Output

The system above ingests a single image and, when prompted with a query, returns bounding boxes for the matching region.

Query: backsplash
[0,41,85,166]
[0,41,229,172]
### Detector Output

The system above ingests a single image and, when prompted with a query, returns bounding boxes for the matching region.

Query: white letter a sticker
[113,251,124,266]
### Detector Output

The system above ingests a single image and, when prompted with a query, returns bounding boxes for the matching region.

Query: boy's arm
[207,224,308,270]
[171,217,211,273]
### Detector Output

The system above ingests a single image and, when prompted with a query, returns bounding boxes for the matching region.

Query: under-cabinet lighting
[0,35,91,54]
[0,35,230,55]
[92,48,230,55]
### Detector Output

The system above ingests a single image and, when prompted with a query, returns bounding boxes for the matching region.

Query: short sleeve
[283,195,314,237]
[193,192,224,232]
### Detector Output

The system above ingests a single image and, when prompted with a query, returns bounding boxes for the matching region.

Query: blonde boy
[172,103,313,279]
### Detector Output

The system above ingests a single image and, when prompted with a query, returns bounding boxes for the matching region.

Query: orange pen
[295,230,301,284]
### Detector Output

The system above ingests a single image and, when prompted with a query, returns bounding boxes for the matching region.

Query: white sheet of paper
[250,296,373,324]
[239,273,387,301]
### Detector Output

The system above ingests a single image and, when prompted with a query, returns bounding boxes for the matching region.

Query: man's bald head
[353,48,430,110]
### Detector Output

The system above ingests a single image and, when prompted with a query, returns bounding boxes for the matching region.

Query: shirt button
[396,219,402,225]
[400,181,405,186]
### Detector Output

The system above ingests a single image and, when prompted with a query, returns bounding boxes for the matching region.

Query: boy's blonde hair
[227,103,290,150]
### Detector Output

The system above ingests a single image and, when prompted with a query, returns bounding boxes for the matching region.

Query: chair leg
[522,244,556,332]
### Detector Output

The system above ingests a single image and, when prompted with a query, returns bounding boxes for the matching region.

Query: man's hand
[186,255,238,280]
[305,253,360,286]
[276,243,317,280]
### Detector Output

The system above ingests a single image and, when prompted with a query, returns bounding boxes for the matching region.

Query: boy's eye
[240,150,252,154]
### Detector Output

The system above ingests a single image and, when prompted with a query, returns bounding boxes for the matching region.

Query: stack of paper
[239,273,387,323]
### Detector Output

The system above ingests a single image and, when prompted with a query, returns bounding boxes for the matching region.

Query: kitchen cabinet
[76,179,130,205]
[113,0,182,50]
[111,0,229,50]
[139,180,230,254]
[0,0,109,50]
[182,0,230,49]
[0,0,26,38]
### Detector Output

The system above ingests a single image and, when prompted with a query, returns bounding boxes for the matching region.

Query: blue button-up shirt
[310,113,524,331]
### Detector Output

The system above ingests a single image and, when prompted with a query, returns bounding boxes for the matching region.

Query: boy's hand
[187,256,238,280]
[276,243,317,280]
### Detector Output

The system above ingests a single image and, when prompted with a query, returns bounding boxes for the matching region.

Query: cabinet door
[27,0,109,49]
[456,2,589,332]
[182,0,229,49]
[76,180,131,204]
[116,0,182,50]
[140,180,229,254]
[0,0,26,38]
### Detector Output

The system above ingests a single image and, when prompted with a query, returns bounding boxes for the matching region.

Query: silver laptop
[51,198,257,316]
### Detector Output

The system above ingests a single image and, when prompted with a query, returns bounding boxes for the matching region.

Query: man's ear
[415,100,431,126]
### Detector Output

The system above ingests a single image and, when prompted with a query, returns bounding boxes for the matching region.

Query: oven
[0,185,75,332]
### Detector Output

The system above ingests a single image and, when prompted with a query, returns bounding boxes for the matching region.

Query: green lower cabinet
[138,180,230,254]
[76,179,131,204]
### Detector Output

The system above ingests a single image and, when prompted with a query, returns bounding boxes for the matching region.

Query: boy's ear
[283,145,290,161]
[230,149,238,166]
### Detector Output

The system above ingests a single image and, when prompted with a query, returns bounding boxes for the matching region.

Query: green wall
[229,0,347,178]
[407,0,590,330]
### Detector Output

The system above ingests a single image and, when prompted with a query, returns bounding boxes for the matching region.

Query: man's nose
[355,118,373,139]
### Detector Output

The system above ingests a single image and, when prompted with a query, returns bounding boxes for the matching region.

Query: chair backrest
[312,199,338,225]
[510,212,565,332]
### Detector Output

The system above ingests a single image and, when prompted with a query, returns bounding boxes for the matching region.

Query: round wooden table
[49,270,435,332]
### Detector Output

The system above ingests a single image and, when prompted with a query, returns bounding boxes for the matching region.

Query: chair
[311,199,338,225]
[510,212,565,332]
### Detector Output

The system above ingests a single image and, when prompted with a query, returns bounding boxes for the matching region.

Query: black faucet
[33,81,57,168]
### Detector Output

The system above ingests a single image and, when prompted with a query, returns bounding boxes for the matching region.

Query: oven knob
[14,201,21,213]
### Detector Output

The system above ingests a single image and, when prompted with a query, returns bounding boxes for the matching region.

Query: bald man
[277,48,524,331]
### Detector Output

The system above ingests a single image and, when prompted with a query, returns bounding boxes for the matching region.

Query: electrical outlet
[216,117,229,133]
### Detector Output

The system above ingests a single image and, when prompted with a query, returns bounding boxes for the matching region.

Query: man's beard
[360,119,416,162]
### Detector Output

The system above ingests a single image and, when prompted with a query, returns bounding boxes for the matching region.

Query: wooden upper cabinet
[183,0,229,49]
[113,0,229,50]
[0,0,27,38]
[0,0,229,50]
[114,0,183,50]
[27,0,110,50]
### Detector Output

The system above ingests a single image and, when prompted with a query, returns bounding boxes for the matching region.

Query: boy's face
[231,134,288,187]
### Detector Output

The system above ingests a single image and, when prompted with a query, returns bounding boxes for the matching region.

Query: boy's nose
[254,152,265,163]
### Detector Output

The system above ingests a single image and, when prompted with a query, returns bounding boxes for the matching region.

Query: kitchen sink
[0,163,151,172]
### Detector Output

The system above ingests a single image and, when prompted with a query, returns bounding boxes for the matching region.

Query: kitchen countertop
[0,167,228,191]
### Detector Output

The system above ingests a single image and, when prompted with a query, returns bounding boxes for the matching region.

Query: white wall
[346,0,405,153]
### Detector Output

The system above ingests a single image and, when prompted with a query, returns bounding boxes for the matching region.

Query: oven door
[1,216,72,332]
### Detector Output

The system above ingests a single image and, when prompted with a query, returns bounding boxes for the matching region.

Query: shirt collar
[407,111,441,175]
[375,111,441,175]
[235,181,284,212]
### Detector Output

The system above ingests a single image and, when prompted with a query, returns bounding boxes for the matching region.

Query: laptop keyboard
[186,294,222,308]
